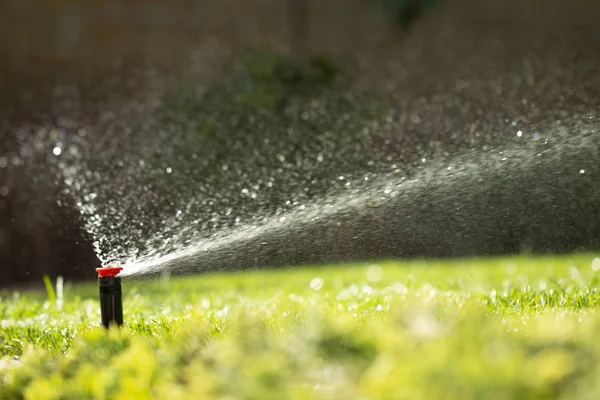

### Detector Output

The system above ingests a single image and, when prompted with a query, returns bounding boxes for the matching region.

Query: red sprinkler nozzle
[96,266,124,329]
[96,266,123,278]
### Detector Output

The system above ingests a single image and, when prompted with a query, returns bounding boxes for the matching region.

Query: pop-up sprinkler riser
[96,266,124,329]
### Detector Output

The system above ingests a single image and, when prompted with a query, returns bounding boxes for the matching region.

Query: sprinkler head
[96,266,124,329]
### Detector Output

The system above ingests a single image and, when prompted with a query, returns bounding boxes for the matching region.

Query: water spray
[96,266,124,329]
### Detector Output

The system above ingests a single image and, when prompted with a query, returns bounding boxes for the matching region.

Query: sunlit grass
[2,254,600,399]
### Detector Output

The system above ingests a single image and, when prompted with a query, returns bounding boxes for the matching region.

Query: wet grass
[3,254,600,399]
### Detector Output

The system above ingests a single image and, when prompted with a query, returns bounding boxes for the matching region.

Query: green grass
[3,255,600,399]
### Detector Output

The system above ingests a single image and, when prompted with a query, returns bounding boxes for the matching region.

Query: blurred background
[1,0,599,287]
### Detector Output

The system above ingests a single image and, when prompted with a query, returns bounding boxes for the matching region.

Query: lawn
[2,255,600,399]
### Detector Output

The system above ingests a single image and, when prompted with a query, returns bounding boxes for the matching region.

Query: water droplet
[516,131,523,137]
[538,280,547,290]
[310,277,324,290]
[53,147,62,156]
[579,169,585,174]
[506,262,517,274]
[570,266,580,279]
[366,264,383,281]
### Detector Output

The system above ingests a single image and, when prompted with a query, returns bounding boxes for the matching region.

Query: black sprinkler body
[96,266,124,329]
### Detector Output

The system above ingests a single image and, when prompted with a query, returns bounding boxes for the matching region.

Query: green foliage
[379,0,441,28]
[230,51,342,109]
[3,255,600,398]
[42,276,56,304]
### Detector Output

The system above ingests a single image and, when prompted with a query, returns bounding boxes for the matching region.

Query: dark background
[1,0,599,286]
